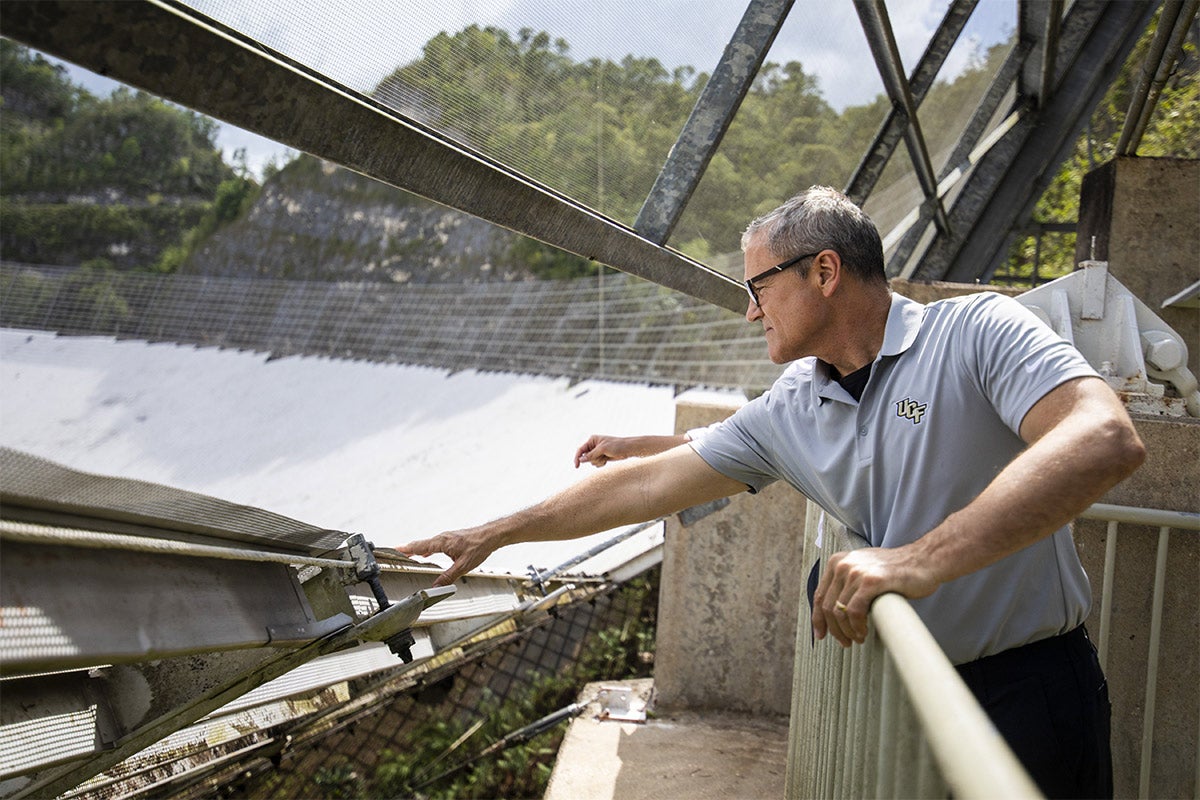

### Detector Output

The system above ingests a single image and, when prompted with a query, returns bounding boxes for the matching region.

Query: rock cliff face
[180,155,533,284]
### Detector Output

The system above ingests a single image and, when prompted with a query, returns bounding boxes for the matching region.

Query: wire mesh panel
[1,263,781,391]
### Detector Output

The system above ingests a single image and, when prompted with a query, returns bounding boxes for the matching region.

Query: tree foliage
[1003,11,1199,284]
[3,15,1196,285]
[1,39,233,198]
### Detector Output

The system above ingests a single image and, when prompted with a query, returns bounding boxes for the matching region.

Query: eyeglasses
[744,250,824,307]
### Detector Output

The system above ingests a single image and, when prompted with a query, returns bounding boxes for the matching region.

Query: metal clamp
[344,533,456,662]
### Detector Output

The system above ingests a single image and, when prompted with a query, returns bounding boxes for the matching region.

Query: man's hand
[400,446,742,587]
[814,377,1145,648]
[397,526,499,587]
[811,545,939,646]
[574,434,688,468]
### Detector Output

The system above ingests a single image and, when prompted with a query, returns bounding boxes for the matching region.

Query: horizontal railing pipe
[870,593,1040,798]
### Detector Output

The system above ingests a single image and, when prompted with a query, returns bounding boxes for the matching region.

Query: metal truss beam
[912,0,1156,283]
[634,0,794,244]
[1017,0,1050,103]
[855,0,950,234]
[1018,0,1066,108]
[2,585,451,799]
[0,537,334,675]
[0,0,746,313]
[1117,0,1198,155]
[885,40,1030,276]
[845,0,979,207]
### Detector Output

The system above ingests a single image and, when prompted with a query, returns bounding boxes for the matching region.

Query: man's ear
[814,250,842,297]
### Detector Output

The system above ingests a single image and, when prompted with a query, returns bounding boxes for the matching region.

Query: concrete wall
[1077,416,1199,800]
[1077,157,1200,376]
[654,399,807,717]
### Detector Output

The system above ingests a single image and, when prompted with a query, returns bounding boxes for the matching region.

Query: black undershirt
[833,362,872,402]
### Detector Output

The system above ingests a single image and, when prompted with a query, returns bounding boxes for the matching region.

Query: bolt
[1142,331,1183,371]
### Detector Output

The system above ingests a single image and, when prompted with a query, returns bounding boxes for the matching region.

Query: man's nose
[746,298,762,322]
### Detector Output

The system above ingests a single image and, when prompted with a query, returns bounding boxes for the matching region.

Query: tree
[1003,10,1199,284]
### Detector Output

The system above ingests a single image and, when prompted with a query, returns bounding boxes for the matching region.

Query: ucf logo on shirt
[895,397,928,424]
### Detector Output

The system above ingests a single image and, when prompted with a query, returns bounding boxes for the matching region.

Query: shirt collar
[880,292,925,357]
[812,292,925,403]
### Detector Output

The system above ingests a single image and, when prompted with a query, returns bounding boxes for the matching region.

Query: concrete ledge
[545,679,788,800]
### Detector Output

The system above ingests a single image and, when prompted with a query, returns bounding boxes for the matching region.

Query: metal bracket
[596,685,647,722]
[677,497,731,527]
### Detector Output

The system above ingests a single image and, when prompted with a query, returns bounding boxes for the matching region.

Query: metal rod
[1117,0,1198,155]
[634,0,794,243]
[855,0,951,234]
[1098,520,1119,673]
[1079,503,1200,529]
[1037,0,1065,104]
[529,519,662,584]
[844,0,979,205]
[1139,526,1171,798]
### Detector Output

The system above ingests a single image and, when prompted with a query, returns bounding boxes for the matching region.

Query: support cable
[0,519,441,575]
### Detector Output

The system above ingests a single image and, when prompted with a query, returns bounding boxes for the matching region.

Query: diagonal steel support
[884,39,1031,276]
[914,0,1156,283]
[844,0,979,207]
[634,0,794,245]
[0,0,746,313]
[855,0,951,235]
[1018,0,1052,105]
[1037,0,1066,104]
[1117,0,1198,155]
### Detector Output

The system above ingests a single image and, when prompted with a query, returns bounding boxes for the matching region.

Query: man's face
[743,236,830,364]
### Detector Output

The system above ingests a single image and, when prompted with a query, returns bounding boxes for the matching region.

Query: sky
[40,0,1016,180]
[0,328,742,576]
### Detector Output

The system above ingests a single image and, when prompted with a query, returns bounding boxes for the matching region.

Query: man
[400,186,1145,797]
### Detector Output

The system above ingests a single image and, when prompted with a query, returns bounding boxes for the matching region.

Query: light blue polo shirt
[692,291,1100,664]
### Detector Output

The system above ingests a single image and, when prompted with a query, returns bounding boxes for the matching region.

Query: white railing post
[787,501,1198,798]
[786,501,1039,799]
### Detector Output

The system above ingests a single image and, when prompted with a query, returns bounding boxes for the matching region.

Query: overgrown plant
[367,576,657,800]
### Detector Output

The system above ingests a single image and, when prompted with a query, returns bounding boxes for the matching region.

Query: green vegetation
[1003,8,1199,284]
[0,38,249,274]
[367,577,657,800]
[2,16,1197,285]
[1,40,232,197]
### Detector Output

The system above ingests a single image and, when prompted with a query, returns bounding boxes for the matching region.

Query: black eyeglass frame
[744,249,825,307]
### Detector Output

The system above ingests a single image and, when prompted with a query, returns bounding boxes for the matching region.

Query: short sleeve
[962,293,1099,433]
[689,398,781,494]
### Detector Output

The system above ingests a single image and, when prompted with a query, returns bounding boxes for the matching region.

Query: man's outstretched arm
[399,445,746,585]
[814,375,1146,647]
[574,433,690,468]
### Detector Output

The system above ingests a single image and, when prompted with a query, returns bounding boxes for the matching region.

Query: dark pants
[955,626,1113,799]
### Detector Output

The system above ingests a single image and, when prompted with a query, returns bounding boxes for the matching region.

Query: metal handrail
[786,500,1198,799]
[786,501,1041,799]
[1078,503,1197,798]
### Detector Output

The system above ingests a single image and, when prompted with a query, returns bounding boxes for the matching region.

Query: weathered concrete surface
[654,400,809,716]
[1077,157,1200,376]
[1077,415,1199,800]
[1072,158,1199,798]
[545,679,788,800]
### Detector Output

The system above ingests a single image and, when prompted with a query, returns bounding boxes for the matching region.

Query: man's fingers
[812,551,871,646]
[835,594,867,643]
[396,538,432,557]
[574,435,603,468]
